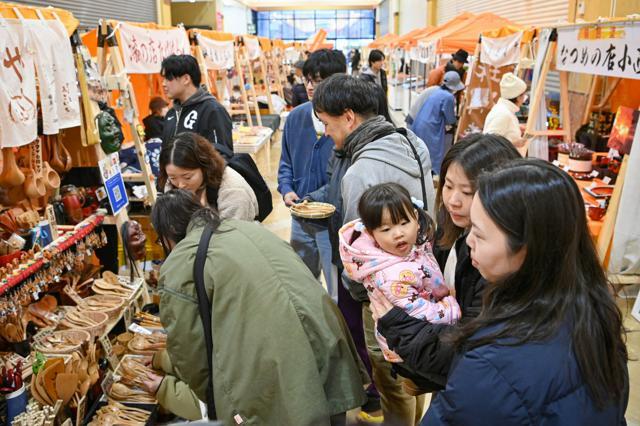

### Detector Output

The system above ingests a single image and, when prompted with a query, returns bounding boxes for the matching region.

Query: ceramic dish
[583,185,614,199]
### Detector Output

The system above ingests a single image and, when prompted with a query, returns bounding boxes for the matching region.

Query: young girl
[339,183,460,362]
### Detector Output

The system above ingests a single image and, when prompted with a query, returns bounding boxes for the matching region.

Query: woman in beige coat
[158,132,258,221]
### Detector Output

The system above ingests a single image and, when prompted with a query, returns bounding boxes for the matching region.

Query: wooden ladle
[0,148,25,187]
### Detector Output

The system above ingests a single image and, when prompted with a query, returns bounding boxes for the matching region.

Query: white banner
[0,19,38,147]
[197,35,234,70]
[556,23,640,80]
[414,40,437,64]
[244,36,262,61]
[27,19,81,134]
[119,23,191,74]
[480,31,523,68]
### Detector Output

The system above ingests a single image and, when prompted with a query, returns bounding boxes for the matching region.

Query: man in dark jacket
[359,49,388,93]
[426,48,468,87]
[160,54,233,154]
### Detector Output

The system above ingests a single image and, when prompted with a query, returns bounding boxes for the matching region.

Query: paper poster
[244,36,262,61]
[119,23,191,74]
[557,23,640,80]
[26,19,80,134]
[197,35,235,70]
[0,19,37,147]
[99,152,129,215]
[480,31,522,68]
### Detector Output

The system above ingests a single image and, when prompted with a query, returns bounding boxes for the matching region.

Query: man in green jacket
[153,190,368,425]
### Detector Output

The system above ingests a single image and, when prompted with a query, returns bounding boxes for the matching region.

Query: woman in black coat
[369,134,520,390]
[419,160,626,423]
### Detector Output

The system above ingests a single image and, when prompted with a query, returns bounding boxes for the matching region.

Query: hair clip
[411,197,424,209]
[354,222,365,232]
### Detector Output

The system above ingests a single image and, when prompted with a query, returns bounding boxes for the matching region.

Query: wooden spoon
[55,373,78,405]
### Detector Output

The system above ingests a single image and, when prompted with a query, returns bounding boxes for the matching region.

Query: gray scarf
[343,116,395,159]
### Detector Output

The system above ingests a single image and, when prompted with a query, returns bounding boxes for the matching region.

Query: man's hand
[283,191,300,206]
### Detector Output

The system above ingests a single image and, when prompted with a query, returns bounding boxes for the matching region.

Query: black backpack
[214,144,273,222]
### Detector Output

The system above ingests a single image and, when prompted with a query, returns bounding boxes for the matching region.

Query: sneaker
[356,411,384,424]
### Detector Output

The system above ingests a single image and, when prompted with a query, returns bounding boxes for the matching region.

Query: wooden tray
[290,201,336,219]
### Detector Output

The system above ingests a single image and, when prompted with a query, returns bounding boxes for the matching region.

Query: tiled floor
[260,119,640,425]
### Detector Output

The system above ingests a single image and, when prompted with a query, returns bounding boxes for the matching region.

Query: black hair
[158,132,226,208]
[450,159,627,409]
[436,133,520,249]
[371,83,393,124]
[302,49,347,81]
[160,54,201,87]
[353,183,435,246]
[151,189,221,256]
[368,49,385,66]
[313,74,378,118]
[508,96,520,104]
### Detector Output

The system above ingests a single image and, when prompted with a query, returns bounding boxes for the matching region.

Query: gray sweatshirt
[341,128,436,224]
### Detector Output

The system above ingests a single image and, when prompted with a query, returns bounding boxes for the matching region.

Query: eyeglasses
[304,77,323,87]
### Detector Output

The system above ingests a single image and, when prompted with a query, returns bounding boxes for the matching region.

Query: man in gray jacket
[308,74,435,426]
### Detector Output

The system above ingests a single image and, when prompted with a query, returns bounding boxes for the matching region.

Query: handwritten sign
[414,40,437,65]
[118,23,190,74]
[557,22,640,80]
[99,335,119,370]
[0,19,38,147]
[75,395,87,426]
[198,35,234,70]
[480,31,523,68]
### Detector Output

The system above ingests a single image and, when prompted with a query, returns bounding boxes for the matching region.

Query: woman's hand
[141,372,163,395]
[370,288,394,321]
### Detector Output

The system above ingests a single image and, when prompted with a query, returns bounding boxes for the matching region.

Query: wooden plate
[290,201,336,219]
[583,185,614,199]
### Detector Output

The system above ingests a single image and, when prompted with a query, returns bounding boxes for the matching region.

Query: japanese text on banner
[197,35,235,70]
[118,23,191,74]
[556,23,640,80]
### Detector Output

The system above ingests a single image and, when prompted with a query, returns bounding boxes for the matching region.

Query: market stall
[525,18,640,289]
[0,4,166,425]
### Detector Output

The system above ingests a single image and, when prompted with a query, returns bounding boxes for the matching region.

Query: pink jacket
[339,219,461,362]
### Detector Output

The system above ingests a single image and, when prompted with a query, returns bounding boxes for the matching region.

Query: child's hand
[430,285,450,301]
[370,288,394,321]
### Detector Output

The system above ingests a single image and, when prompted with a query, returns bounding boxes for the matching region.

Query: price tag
[562,165,571,172]
[75,395,87,426]
[128,323,153,336]
[100,371,115,396]
[552,160,561,167]
[63,286,85,306]
[123,305,133,328]
[602,176,612,185]
[590,170,599,178]
[99,335,119,370]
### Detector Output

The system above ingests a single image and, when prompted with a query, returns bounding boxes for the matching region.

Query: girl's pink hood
[339,219,416,283]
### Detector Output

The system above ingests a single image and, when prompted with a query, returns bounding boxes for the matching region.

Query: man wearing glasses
[277,49,346,303]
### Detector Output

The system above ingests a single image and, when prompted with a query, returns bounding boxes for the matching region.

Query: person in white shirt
[483,73,529,156]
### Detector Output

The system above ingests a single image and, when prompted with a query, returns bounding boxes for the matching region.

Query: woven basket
[33,329,91,354]
[79,295,125,321]
[58,310,109,339]
[290,201,336,219]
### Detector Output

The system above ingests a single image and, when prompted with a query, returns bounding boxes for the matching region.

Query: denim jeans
[290,217,337,302]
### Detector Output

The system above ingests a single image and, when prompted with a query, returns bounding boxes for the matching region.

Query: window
[256,9,375,41]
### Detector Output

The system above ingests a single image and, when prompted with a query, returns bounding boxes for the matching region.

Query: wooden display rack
[95,21,158,206]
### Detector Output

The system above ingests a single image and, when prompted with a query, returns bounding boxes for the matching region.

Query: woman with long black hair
[376,160,629,423]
